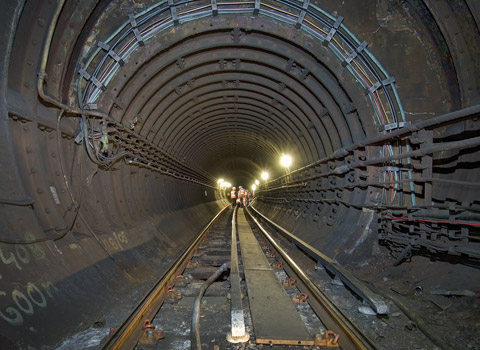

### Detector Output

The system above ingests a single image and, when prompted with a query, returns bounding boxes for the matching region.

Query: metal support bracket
[168,0,179,25]
[342,41,368,66]
[322,16,343,46]
[300,68,309,81]
[286,58,295,72]
[295,0,310,29]
[176,57,185,70]
[128,14,145,46]
[97,41,125,66]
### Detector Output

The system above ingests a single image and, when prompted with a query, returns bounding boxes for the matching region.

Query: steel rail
[248,206,389,314]
[101,204,230,350]
[245,207,378,350]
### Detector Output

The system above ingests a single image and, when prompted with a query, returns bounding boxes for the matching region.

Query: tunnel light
[219,181,231,188]
[217,178,224,184]
[252,184,257,191]
[255,179,259,185]
[280,154,292,167]
[261,171,269,180]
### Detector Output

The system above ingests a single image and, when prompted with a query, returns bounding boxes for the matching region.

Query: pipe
[268,104,480,184]
[37,0,109,118]
[335,135,480,175]
[0,197,34,206]
[191,262,229,350]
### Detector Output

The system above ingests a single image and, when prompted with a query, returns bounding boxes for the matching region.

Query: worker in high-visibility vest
[238,186,246,207]
[230,187,237,208]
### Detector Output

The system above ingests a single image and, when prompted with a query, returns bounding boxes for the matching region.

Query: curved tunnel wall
[1,0,479,347]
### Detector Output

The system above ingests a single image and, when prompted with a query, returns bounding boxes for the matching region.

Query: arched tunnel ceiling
[68,1,398,186]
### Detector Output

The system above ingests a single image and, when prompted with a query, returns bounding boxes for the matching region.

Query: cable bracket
[343,41,368,66]
[379,121,411,132]
[128,14,145,46]
[168,0,179,25]
[368,76,396,94]
[97,41,125,66]
[295,0,310,29]
[78,68,106,91]
[385,165,412,172]
[211,0,218,16]
[322,16,343,46]
[253,0,261,15]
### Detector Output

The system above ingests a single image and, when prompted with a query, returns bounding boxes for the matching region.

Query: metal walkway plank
[236,209,314,345]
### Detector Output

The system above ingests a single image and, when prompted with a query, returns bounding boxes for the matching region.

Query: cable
[381,216,480,228]
[191,263,229,350]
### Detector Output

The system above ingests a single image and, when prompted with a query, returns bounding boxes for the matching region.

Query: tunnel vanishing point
[0,0,479,348]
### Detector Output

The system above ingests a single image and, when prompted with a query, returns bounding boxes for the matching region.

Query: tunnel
[0,0,479,348]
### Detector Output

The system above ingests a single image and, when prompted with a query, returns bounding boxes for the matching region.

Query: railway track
[102,206,379,349]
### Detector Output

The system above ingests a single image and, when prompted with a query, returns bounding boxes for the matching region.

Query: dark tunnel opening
[0,0,479,348]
